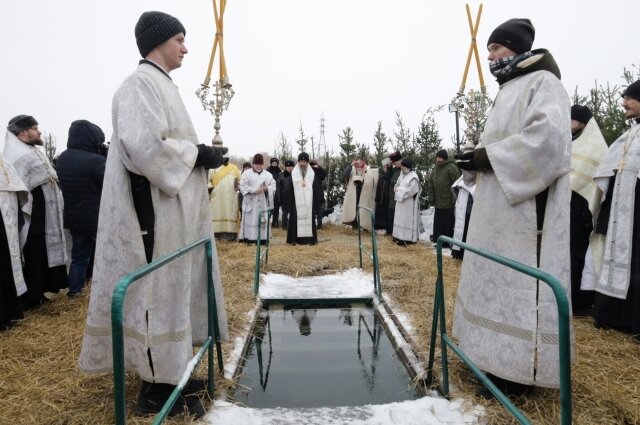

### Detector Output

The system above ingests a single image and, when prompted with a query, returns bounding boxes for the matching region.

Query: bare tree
[43,132,57,163]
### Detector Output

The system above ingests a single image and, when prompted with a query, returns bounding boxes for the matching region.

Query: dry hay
[0,224,638,424]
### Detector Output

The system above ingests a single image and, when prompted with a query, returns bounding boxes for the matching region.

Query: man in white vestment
[239,153,276,244]
[208,158,240,241]
[284,152,317,245]
[567,105,607,315]
[0,154,30,330]
[341,160,379,231]
[392,159,421,245]
[78,11,228,418]
[582,80,640,342]
[453,18,573,398]
[4,115,67,310]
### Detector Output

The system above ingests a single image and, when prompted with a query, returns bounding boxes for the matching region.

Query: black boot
[136,381,205,418]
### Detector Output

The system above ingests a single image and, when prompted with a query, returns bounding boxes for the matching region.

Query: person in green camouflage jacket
[427,149,460,247]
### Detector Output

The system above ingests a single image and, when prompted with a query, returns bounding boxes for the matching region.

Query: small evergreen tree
[274,131,293,162]
[372,121,389,166]
[295,121,308,154]
[338,127,357,163]
[392,111,413,158]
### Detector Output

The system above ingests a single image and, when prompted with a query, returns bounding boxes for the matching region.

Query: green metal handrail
[356,205,381,298]
[111,236,223,425]
[426,236,571,425]
[253,208,273,296]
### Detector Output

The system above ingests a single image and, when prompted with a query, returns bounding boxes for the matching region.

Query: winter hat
[242,161,251,170]
[487,18,535,54]
[436,149,448,160]
[381,158,391,166]
[252,153,264,165]
[389,151,402,162]
[298,152,310,162]
[400,158,413,170]
[284,160,294,167]
[571,105,593,125]
[7,115,37,135]
[270,157,279,165]
[622,80,640,102]
[135,11,186,58]
[67,120,105,150]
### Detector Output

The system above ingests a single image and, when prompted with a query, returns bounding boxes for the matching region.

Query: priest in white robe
[0,154,30,330]
[284,152,317,245]
[341,160,378,231]
[452,18,573,396]
[392,159,421,245]
[239,153,276,244]
[208,158,241,241]
[78,11,228,418]
[582,80,640,341]
[4,115,67,310]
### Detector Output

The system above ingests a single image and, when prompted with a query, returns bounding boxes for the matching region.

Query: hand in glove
[194,144,229,169]
[455,147,492,171]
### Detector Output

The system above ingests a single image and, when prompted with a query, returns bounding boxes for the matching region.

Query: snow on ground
[213,271,484,425]
[259,268,375,300]
[204,397,484,424]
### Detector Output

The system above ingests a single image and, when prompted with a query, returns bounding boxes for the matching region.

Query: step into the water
[233,304,423,408]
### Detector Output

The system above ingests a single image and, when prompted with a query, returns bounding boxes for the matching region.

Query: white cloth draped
[392,171,421,242]
[451,176,475,251]
[291,165,315,238]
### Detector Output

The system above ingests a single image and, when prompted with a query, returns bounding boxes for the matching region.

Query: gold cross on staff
[458,3,486,96]
[204,0,229,87]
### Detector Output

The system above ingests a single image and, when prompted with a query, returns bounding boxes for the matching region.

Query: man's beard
[32,138,44,146]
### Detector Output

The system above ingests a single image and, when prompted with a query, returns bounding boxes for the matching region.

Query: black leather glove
[455,147,492,171]
[454,150,476,171]
[194,144,228,169]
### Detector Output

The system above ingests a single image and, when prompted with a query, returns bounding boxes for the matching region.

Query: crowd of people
[1,9,639,420]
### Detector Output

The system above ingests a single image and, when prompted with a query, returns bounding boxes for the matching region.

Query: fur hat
[487,18,535,54]
[622,80,640,102]
[389,151,402,162]
[436,149,448,160]
[284,160,294,167]
[270,157,279,164]
[135,11,186,58]
[7,115,38,135]
[571,105,593,125]
[298,152,310,162]
[252,153,264,165]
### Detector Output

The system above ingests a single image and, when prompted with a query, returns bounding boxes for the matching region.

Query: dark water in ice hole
[233,304,423,408]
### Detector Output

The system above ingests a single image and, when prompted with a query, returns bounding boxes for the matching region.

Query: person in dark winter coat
[56,120,106,296]
[309,159,326,229]
[375,157,392,232]
[266,158,283,227]
[387,152,402,235]
[280,160,294,229]
[427,149,460,247]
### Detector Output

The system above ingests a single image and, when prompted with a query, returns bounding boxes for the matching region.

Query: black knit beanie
[7,115,38,135]
[135,11,186,58]
[622,80,640,102]
[400,158,413,170]
[487,18,535,54]
[436,149,448,160]
[571,105,593,125]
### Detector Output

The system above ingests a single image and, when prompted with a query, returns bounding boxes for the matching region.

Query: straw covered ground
[0,224,638,424]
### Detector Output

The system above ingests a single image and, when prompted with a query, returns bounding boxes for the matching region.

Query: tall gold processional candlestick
[196,0,234,147]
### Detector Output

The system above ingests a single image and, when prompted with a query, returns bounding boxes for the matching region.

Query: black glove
[194,144,228,169]
[455,147,492,171]
[454,151,476,171]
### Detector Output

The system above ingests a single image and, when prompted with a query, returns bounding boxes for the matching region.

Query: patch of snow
[259,268,375,300]
[203,397,484,424]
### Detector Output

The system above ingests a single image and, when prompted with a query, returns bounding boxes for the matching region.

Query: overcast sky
[1,0,639,159]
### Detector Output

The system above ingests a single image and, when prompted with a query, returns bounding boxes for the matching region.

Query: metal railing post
[427,235,572,425]
[254,208,273,297]
[111,237,221,425]
[356,205,381,299]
